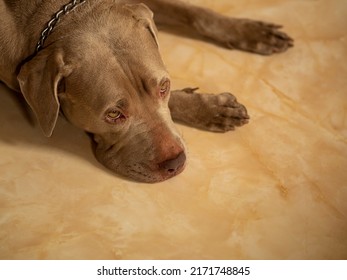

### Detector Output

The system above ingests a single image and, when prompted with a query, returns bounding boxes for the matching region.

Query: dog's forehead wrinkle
[68,28,168,97]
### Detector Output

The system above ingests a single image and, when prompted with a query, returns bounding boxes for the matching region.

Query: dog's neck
[35,0,87,53]
[15,0,89,88]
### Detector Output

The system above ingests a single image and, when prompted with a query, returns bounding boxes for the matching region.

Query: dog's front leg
[169,89,249,132]
[128,0,293,55]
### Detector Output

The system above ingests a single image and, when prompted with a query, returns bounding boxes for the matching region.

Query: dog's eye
[105,110,124,124]
[159,80,170,97]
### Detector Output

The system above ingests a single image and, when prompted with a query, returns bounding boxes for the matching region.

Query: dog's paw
[199,92,250,132]
[173,89,249,132]
[226,19,294,55]
[195,15,293,55]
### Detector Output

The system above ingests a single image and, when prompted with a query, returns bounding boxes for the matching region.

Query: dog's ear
[125,3,159,48]
[17,49,73,137]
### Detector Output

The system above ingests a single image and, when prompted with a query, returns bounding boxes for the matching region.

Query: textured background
[0,0,346,259]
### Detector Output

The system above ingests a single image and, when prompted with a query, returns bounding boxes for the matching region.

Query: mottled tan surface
[1,0,347,260]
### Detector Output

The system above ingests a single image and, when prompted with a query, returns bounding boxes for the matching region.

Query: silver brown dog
[0,0,293,182]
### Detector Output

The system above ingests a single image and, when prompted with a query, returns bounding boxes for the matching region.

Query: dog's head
[17,3,186,183]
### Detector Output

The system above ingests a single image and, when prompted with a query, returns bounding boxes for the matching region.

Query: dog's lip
[89,132,187,182]
[157,159,187,182]
[124,159,187,183]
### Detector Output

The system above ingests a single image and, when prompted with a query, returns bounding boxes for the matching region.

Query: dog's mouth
[99,152,187,183]
[89,133,187,183]
[124,154,187,183]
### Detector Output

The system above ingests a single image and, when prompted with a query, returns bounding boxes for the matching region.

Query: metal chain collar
[36,0,87,53]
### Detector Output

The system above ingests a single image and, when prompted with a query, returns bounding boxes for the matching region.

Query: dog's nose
[158,151,186,174]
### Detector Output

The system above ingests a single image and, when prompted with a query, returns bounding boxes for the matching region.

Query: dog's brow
[159,76,170,86]
[116,98,129,109]
[146,76,169,90]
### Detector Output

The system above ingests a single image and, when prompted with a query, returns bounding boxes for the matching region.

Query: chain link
[36,0,87,52]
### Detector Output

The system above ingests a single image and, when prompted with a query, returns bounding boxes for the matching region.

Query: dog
[0,0,293,182]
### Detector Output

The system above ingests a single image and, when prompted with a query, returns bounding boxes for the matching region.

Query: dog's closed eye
[159,79,170,98]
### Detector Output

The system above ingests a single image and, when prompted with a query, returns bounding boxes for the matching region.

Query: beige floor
[1,0,347,260]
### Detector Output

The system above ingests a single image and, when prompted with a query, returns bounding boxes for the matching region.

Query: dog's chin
[90,133,186,183]
[91,134,186,183]
[100,158,186,183]
[132,163,186,183]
